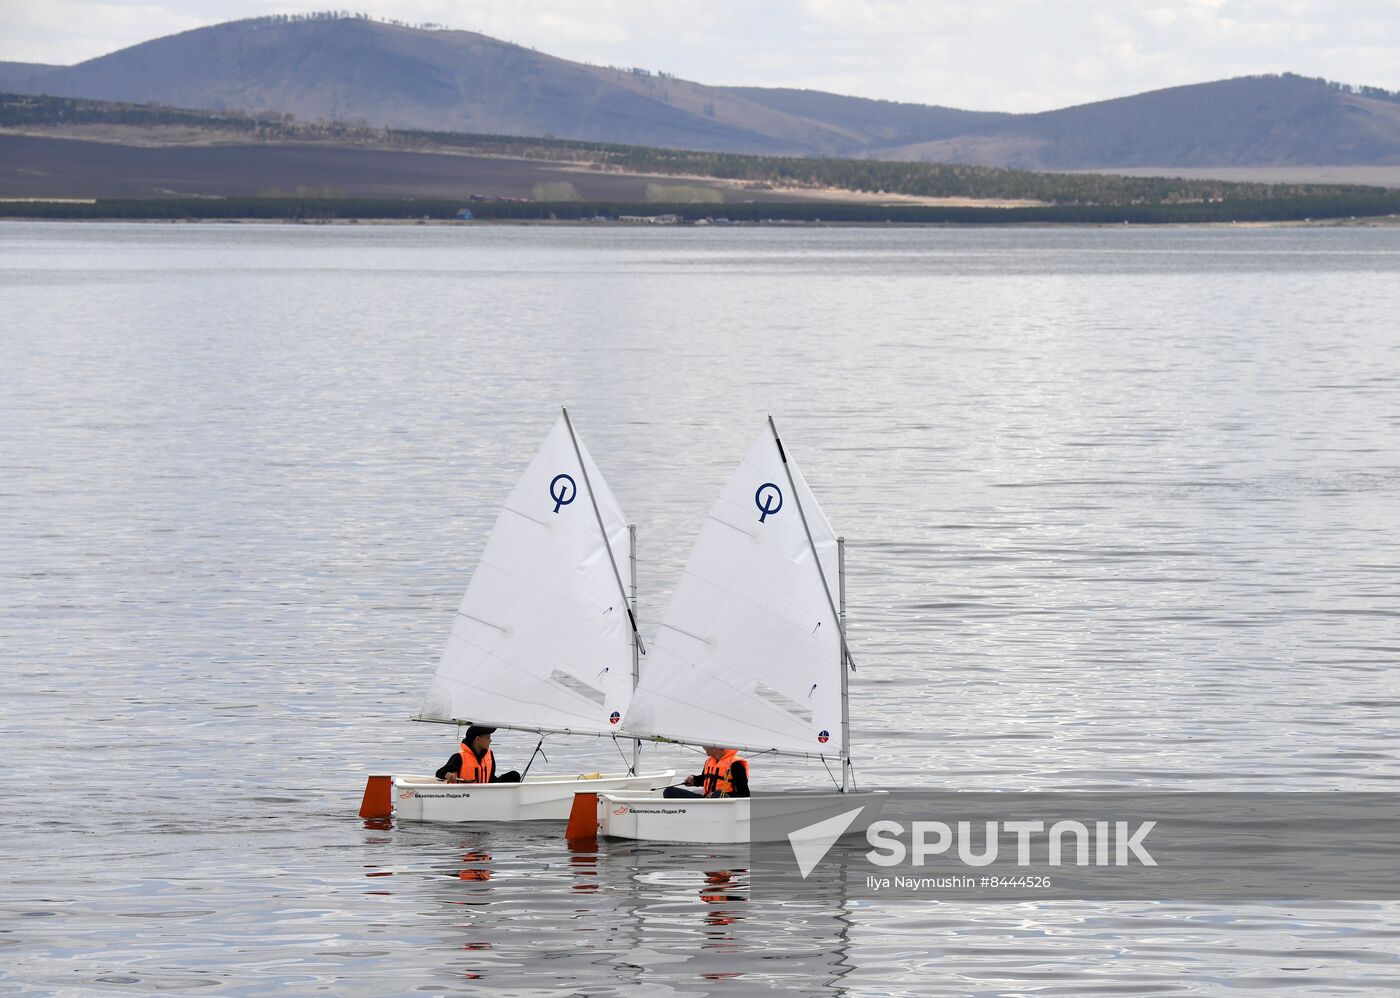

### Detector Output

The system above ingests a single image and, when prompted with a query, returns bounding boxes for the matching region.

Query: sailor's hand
[683,775,696,786]
[444,773,460,783]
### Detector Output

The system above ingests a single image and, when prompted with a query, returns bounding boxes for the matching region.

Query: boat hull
[391,771,675,822]
[596,790,889,844]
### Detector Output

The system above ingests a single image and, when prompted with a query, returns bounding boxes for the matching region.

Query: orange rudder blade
[359,775,393,818]
[565,791,599,842]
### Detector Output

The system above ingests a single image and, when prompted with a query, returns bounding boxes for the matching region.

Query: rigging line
[561,406,647,656]
[846,757,858,793]
[821,755,841,792]
[521,735,548,778]
[766,414,855,672]
[611,735,634,776]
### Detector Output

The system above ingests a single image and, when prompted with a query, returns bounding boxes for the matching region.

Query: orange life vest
[458,746,495,783]
[700,750,745,798]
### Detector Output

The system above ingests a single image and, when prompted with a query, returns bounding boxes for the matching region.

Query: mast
[839,535,849,792]
[561,407,646,656]
[768,415,855,783]
[630,522,641,775]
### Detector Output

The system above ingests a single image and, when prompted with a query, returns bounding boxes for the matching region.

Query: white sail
[620,423,845,757]
[419,412,635,735]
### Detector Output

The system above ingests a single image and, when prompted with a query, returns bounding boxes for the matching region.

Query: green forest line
[5,195,1399,224]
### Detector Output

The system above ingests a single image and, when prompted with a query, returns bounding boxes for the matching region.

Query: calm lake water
[2,220,1399,995]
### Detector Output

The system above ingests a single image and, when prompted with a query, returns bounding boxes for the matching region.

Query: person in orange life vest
[662,746,749,799]
[434,725,522,784]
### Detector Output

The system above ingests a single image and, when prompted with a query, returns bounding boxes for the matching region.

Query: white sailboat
[571,417,886,844]
[360,409,674,822]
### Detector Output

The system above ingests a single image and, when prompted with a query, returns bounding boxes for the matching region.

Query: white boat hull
[595,790,889,844]
[390,771,676,822]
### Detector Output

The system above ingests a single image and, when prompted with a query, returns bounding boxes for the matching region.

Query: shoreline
[4,215,1399,228]
[3,197,1400,230]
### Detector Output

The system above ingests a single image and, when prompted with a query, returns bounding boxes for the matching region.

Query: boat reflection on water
[375,812,857,992]
[579,840,855,993]
[567,839,601,894]
[458,850,492,882]
[699,868,744,928]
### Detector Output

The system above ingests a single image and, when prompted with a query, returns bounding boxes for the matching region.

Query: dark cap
[463,725,497,744]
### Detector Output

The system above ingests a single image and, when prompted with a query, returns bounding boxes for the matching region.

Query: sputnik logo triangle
[787,805,866,879]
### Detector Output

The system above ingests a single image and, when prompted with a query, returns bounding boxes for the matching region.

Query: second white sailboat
[572,417,886,844]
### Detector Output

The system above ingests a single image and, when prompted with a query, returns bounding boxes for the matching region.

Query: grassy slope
[4,94,1399,221]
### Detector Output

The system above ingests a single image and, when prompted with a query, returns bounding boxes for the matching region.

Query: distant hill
[10,14,1400,168]
[9,16,863,156]
[0,61,59,90]
[724,87,1012,149]
[878,74,1400,168]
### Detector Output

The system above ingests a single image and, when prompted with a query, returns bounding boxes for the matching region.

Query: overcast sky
[4,0,1399,112]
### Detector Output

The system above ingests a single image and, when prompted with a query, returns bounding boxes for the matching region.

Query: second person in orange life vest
[434,725,522,784]
[663,745,749,799]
